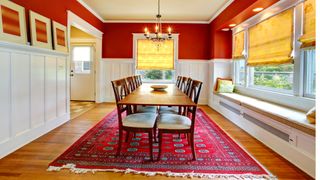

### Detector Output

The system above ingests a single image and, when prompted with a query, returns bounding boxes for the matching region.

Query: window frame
[133,33,179,84]
[231,0,315,111]
[303,48,316,98]
[71,45,94,74]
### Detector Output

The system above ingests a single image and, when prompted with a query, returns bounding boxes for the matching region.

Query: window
[249,64,294,93]
[234,59,246,86]
[72,46,92,74]
[136,70,174,82]
[303,49,316,98]
[134,35,177,83]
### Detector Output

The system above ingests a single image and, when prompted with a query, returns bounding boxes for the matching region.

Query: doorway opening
[70,26,97,118]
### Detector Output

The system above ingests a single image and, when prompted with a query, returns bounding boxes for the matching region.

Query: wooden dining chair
[133,75,140,88]
[159,77,192,115]
[111,78,157,160]
[126,76,136,93]
[126,76,157,114]
[179,76,188,91]
[137,75,142,86]
[175,76,182,87]
[157,80,203,161]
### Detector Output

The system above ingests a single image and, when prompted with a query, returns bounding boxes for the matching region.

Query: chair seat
[159,106,179,114]
[136,105,158,113]
[123,113,157,128]
[158,114,191,130]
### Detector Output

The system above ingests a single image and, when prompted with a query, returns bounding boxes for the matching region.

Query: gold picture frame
[29,10,52,49]
[52,21,68,52]
[0,0,27,44]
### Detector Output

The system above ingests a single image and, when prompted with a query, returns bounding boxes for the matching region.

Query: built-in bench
[209,92,315,178]
[216,93,315,136]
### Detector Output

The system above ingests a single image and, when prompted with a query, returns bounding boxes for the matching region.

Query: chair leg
[157,132,162,161]
[148,131,153,161]
[187,133,190,145]
[153,126,157,142]
[190,132,196,161]
[117,129,123,156]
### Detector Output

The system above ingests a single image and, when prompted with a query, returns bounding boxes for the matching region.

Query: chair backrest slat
[111,78,130,126]
[176,76,182,87]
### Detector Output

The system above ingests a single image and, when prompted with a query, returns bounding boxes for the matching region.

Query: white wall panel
[101,59,135,102]
[0,51,11,143]
[45,57,57,122]
[11,53,30,136]
[177,60,209,105]
[57,58,67,117]
[0,42,69,159]
[31,55,45,128]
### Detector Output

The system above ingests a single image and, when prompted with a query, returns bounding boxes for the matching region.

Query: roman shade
[299,0,315,48]
[137,39,174,70]
[248,9,293,66]
[233,31,245,60]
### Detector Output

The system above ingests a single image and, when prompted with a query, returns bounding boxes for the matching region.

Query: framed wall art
[29,10,52,49]
[0,0,27,44]
[52,21,68,52]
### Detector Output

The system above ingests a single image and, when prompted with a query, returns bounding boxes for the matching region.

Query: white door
[70,45,95,101]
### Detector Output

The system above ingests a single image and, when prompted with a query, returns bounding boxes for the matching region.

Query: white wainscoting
[101,58,210,104]
[208,59,233,107]
[177,60,209,104]
[0,42,69,159]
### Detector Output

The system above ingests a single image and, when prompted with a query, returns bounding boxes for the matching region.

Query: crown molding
[77,0,234,24]
[103,20,210,24]
[77,0,105,22]
[208,0,234,23]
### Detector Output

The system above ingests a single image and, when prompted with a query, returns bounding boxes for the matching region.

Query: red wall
[103,23,210,59]
[11,0,104,32]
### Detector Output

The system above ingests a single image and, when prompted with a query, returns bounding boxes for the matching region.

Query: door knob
[70,74,74,77]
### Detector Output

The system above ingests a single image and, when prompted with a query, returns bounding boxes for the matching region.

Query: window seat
[216,93,315,136]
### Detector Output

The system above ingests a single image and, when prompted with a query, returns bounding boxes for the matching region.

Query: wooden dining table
[118,84,196,107]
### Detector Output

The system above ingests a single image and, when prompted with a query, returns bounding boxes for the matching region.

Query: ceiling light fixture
[144,0,172,44]
[221,28,230,31]
[229,24,237,27]
[253,7,264,12]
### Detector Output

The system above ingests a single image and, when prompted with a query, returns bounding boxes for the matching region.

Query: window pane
[73,47,91,61]
[74,61,91,74]
[251,64,294,92]
[234,60,246,85]
[304,49,316,97]
[137,70,174,81]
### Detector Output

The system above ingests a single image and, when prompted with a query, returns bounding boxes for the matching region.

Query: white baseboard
[0,113,70,159]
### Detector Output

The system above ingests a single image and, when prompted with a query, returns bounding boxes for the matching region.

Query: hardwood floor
[0,103,313,179]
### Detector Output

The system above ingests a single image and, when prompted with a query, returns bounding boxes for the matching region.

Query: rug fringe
[47,164,277,179]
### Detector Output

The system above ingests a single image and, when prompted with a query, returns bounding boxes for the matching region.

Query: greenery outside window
[303,49,316,98]
[248,64,294,94]
[136,70,174,82]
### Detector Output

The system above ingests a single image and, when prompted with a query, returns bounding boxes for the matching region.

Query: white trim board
[76,0,234,24]
[68,11,104,103]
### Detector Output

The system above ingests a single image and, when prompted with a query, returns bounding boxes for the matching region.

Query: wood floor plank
[0,103,313,179]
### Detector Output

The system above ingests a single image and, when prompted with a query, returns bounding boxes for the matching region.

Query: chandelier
[144,0,172,42]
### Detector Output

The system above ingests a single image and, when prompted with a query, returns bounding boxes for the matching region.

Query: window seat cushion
[216,93,315,136]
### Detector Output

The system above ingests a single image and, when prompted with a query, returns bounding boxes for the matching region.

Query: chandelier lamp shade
[144,0,172,42]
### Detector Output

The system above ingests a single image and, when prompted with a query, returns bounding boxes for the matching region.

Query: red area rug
[48,109,275,179]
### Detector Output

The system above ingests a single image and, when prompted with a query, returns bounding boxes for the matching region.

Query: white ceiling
[80,0,232,22]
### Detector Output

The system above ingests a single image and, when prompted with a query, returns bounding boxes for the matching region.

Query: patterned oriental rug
[48,109,275,179]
